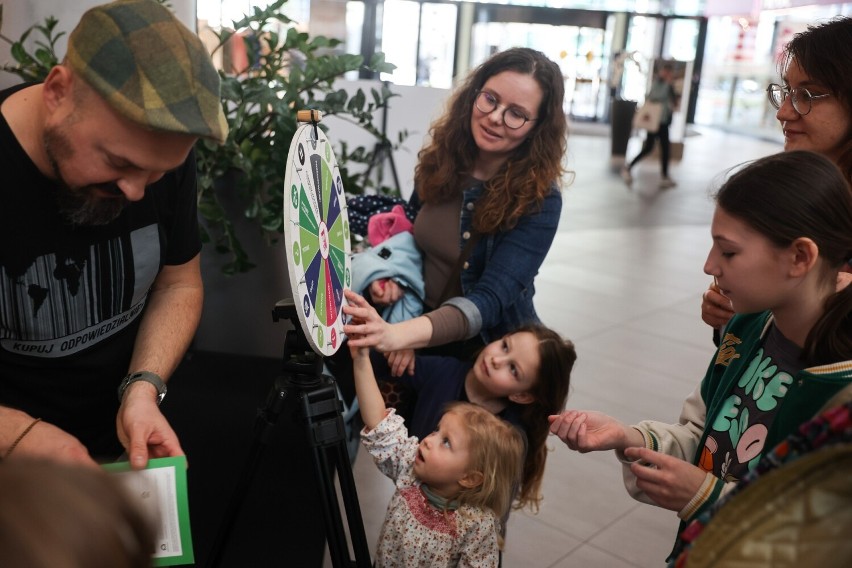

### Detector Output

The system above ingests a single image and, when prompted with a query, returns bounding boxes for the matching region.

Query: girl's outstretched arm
[348,326,387,431]
[548,410,645,452]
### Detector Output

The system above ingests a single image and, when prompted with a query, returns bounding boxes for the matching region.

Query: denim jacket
[411,181,562,343]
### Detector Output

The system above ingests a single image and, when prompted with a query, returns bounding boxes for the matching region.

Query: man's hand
[116,382,184,470]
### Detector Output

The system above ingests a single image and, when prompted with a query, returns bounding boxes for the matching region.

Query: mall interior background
[191,0,852,146]
[7,1,852,160]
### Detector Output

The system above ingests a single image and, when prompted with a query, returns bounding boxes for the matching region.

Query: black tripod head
[271,298,324,387]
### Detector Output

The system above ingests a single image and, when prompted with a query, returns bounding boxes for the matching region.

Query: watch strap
[118,371,167,405]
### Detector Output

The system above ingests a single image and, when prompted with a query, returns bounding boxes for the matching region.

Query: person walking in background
[0,0,227,468]
[551,151,852,560]
[701,16,852,339]
[621,62,679,189]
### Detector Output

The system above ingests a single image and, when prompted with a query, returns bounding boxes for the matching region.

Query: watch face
[119,372,166,405]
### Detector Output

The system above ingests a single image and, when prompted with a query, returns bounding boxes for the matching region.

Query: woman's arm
[455,188,562,335]
[344,290,433,352]
[345,188,560,350]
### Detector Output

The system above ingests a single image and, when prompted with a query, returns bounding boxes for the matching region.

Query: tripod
[207,299,371,568]
[362,83,401,193]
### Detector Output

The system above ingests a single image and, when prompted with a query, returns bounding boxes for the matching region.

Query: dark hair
[0,459,156,568]
[715,150,852,365]
[415,47,569,233]
[509,323,576,511]
[781,16,852,180]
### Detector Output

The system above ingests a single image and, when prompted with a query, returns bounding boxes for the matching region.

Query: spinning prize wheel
[283,110,351,356]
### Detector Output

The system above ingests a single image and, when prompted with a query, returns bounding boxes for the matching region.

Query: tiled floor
[337,126,783,567]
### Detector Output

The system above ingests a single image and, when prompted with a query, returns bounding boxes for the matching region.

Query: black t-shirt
[708,323,805,482]
[0,83,201,458]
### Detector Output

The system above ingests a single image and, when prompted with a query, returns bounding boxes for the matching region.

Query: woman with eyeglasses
[342,47,568,374]
[701,16,852,338]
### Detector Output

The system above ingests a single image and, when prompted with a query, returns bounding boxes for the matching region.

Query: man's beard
[43,125,129,226]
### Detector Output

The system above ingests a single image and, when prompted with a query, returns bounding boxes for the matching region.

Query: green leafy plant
[196,0,399,274]
[0,5,62,81]
[1,0,402,275]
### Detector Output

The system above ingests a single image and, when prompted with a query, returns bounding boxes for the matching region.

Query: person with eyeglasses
[701,16,852,341]
[341,47,568,375]
[621,62,680,189]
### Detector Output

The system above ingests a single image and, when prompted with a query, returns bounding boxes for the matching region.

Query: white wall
[325,79,450,200]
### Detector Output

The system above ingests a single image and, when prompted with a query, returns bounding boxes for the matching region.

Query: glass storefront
[468,20,609,119]
[696,2,852,141]
[199,0,852,141]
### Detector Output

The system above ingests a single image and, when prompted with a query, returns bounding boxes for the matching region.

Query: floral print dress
[360,410,499,567]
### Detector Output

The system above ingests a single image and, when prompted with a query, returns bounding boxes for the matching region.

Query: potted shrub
[194,0,399,274]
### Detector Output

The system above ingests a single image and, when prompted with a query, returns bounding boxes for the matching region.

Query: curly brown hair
[415,48,569,233]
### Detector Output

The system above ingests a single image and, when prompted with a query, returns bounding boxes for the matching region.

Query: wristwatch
[118,371,167,405]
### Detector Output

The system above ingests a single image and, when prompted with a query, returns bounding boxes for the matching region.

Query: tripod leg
[385,144,401,194]
[333,435,372,566]
[207,382,291,568]
[302,381,372,568]
[312,440,352,567]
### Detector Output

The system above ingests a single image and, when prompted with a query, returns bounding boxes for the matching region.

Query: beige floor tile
[552,543,645,568]
[588,503,682,567]
[501,515,582,567]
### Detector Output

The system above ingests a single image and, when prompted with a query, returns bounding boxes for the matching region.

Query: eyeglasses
[766,83,830,116]
[474,91,536,129]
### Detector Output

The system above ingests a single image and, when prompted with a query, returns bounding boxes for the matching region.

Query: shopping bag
[632,101,663,132]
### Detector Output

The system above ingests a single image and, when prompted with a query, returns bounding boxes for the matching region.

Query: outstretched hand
[548,410,639,453]
[624,447,709,512]
[343,289,400,352]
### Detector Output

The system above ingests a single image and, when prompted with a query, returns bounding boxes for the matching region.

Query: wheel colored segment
[282,122,351,356]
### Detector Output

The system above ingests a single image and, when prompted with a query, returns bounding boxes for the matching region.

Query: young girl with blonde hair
[350,330,525,567]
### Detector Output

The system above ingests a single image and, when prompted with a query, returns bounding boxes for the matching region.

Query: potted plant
[194,0,399,274]
[1,0,400,276]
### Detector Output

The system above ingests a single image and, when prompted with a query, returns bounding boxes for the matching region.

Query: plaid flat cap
[66,0,227,143]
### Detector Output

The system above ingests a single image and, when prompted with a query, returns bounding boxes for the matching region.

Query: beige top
[413,191,470,345]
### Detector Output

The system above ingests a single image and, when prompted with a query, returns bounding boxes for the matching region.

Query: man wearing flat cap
[0,0,227,469]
